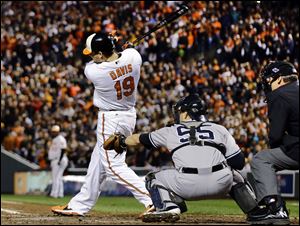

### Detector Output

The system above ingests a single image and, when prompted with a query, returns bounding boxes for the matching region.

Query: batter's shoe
[141,207,180,223]
[51,205,84,217]
[138,204,155,219]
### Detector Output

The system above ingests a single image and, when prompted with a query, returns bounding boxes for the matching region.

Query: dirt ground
[1,201,299,225]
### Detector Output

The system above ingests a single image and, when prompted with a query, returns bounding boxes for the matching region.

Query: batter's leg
[99,111,152,208]
[67,144,107,214]
[101,149,152,208]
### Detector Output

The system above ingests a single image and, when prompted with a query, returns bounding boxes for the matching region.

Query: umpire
[247,61,299,225]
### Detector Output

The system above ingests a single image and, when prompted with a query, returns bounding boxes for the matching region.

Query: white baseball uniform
[141,121,239,211]
[48,134,69,198]
[67,48,152,214]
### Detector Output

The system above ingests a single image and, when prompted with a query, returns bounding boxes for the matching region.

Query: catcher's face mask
[260,76,274,94]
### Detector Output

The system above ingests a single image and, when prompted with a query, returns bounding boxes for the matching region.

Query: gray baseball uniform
[143,120,241,209]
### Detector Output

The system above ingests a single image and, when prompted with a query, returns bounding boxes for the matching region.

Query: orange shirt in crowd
[212,20,222,35]
[38,153,48,169]
[214,99,225,112]
[187,32,194,48]
[225,38,234,52]
[68,34,79,50]
[3,134,16,151]
[245,69,255,81]
[84,100,94,111]
[69,85,81,97]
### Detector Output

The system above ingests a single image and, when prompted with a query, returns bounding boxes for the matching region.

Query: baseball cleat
[51,205,84,216]
[247,205,290,225]
[141,207,180,223]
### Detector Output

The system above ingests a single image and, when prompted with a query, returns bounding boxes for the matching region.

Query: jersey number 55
[177,125,215,143]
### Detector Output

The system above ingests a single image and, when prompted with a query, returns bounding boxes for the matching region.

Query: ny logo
[272,68,280,73]
[278,210,288,218]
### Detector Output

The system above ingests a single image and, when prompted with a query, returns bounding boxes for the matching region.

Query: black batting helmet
[173,94,207,124]
[83,32,115,56]
[259,61,298,93]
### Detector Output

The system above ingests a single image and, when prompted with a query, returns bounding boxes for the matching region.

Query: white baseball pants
[50,155,68,198]
[68,109,152,214]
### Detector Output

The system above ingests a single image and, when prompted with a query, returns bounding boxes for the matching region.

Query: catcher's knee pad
[229,182,258,213]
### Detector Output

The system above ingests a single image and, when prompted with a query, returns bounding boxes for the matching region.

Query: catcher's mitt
[103,133,127,154]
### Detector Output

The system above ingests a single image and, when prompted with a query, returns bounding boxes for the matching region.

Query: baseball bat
[122,3,190,48]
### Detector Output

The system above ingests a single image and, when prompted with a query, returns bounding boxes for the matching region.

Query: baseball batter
[51,32,153,216]
[48,125,69,198]
[105,94,257,222]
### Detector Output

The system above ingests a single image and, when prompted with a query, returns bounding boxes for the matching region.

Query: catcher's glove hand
[103,133,127,154]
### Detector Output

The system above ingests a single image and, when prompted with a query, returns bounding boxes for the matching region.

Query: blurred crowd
[1,1,299,171]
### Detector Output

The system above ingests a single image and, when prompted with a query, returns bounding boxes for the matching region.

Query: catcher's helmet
[259,61,298,93]
[173,94,207,124]
[83,32,115,56]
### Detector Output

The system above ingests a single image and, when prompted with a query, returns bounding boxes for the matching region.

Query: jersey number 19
[114,76,135,100]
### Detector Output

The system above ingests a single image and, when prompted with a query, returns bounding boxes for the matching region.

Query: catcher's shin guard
[145,172,163,209]
[169,190,187,213]
[229,182,258,213]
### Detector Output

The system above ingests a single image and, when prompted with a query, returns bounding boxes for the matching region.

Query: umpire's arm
[267,96,288,148]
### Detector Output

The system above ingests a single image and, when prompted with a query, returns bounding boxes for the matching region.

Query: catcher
[104,94,259,223]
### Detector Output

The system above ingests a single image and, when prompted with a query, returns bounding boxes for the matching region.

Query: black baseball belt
[178,161,228,174]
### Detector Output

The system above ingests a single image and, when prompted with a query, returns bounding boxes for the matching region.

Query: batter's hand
[103,133,127,154]
[122,41,134,50]
[109,30,122,44]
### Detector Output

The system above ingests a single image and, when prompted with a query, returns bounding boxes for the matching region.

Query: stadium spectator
[1,1,298,169]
